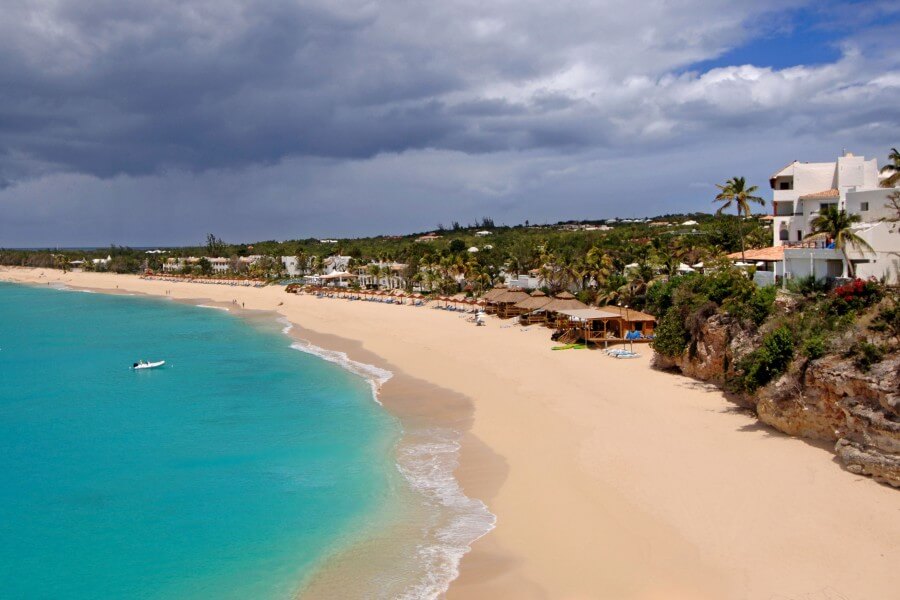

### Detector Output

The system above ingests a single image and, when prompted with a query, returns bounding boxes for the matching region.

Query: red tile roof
[799,188,839,200]
[727,246,785,261]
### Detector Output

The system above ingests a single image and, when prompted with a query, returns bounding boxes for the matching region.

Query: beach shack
[492,288,532,319]
[515,290,553,324]
[554,308,624,345]
[598,305,657,337]
[553,305,657,346]
[539,292,589,327]
[481,286,508,315]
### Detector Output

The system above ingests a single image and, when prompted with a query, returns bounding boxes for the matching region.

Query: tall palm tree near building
[880,147,900,188]
[805,205,874,278]
[294,251,308,275]
[713,176,765,262]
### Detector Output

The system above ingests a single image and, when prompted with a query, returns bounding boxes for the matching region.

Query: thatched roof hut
[514,289,552,312]
[541,291,588,313]
[481,286,508,301]
[492,289,531,304]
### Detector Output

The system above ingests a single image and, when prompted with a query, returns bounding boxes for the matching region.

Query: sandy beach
[3,267,898,600]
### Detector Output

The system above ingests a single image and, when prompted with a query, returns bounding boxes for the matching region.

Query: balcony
[773,189,798,203]
[783,241,832,249]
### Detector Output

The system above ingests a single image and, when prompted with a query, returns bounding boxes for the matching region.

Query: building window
[797,230,803,241]
[779,224,788,241]
[779,181,791,190]
[860,202,869,211]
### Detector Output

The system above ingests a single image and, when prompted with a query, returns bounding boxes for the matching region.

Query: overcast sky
[1,0,898,247]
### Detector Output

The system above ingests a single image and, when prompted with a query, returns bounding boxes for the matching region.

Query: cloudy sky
[1,0,898,247]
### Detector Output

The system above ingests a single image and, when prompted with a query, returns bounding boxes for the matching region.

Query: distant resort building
[162,255,262,274]
[356,262,408,289]
[735,151,898,284]
[415,233,443,243]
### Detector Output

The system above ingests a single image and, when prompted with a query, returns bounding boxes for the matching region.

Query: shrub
[869,296,900,344]
[724,285,776,325]
[736,326,794,391]
[787,275,829,297]
[576,289,596,305]
[651,307,690,358]
[801,335,826,360]
[644,277,678,316]
[831,278,884,311]
[846,341,885,372]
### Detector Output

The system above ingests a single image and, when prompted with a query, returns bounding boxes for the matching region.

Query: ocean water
[0,283,406,599]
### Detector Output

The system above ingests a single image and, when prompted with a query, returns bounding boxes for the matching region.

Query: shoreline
[2,267,898,599]
[5,274,496,598]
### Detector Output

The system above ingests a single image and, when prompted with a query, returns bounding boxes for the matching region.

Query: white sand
[3,267,898,600]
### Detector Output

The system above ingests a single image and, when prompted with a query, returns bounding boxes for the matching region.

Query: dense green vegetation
[647,263,778,359]
[652,268,898,393]
[1,212,771,305]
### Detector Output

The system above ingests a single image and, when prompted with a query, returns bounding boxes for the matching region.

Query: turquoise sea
[0,282,413,599]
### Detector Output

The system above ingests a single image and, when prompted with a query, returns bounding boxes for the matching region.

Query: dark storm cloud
[0,0,814,181]
[0,0,471,177]
[0,0,898,247]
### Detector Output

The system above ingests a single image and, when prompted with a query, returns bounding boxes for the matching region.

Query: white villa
[356,261,408,289]
[162,255,262,274]
[323,255,352,274]
[745,151,898,284]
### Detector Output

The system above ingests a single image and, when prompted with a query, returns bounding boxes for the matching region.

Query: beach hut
[481,286,508,314]
[540,292,589,327]
[554,308,624,346]
[492,289,532,319]
[515,290,553,324]
[596,305,657,337]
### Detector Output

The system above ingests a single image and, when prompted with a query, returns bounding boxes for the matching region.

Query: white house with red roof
[766,151,898,283]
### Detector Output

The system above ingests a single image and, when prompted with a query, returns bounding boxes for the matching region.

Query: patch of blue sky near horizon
[686,0,900,72]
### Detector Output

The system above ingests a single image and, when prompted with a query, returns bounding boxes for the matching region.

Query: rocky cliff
[653,315,900,488]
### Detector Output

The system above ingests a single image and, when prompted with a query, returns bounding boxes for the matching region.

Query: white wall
[794,162,836,197]
[281,256,301,276]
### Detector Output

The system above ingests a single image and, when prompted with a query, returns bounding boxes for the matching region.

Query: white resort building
[742,151,898,284]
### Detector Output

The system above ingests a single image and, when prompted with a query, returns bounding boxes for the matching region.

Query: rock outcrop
[653,317,900,487]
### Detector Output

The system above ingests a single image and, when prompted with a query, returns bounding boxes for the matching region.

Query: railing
[782,241,832,249]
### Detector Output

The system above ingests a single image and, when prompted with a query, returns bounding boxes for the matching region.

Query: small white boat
[133,360,165,370]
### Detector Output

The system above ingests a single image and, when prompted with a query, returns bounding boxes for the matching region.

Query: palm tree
[880,147,900,188]
[713,176,765,262]
[805,205,874,278]
[585,247,613,289]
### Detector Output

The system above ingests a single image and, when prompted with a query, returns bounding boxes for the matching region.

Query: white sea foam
[284,325,495,599]
[394,428,496,600]
[196,304,230,312]
[288,338,392,403]
[277,316,293,335]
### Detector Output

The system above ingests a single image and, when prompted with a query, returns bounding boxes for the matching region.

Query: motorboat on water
[133,360,165,370]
